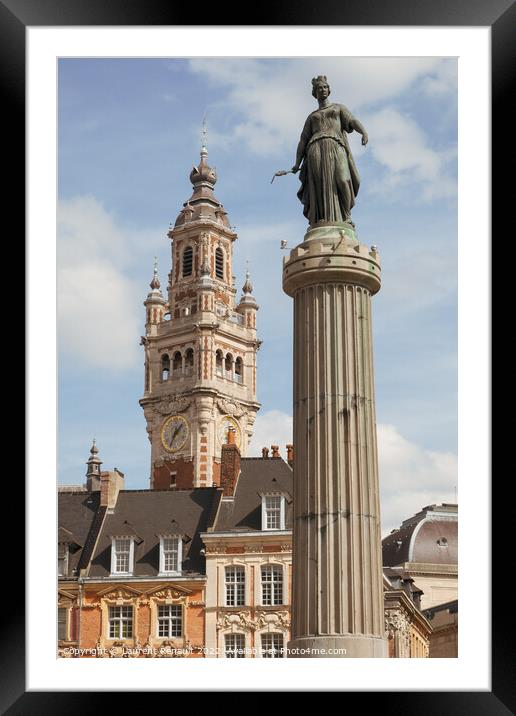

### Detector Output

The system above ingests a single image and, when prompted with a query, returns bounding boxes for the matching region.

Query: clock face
[161,415,189,453]
[218,415,241,448]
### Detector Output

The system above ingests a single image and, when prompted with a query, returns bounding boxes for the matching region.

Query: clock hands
[161,416,189,453]
[169,423,182,447]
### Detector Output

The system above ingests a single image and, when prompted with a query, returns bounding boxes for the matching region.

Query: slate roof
[214,457,293,532]
[88,487,222,578]
[58,491,102,575]
[382,505,458,567]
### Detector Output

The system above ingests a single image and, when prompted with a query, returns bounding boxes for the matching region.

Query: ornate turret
[85,439,102,491]
[144,258,167,335]
[237,267,259,331]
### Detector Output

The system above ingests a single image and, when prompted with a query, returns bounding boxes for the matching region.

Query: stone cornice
[401,562,458,576]
[384,589,432,632]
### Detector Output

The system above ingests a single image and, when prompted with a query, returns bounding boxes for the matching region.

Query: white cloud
[248,410,293,458]
[378,423,457,534]
[247,410,457,535]
[190,58,452,143]
[58,196,158,372]
[363,107,456,201]
[58,261,140,371]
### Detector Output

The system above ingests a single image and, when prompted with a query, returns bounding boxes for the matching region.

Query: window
[161,354,170,381]
[185,348,194,375]
[182,246,193,277]
[261,565,283,606]
[224,353,233,379]
[109,605,133,639]
[157,605,182,638]
[58,607,67,641]
[234,357,243,383]
[172,351,182,374]
[215,350,223,376]
[58,543,68,577]
[225,633,245,658]
[225,566,245,606]
[159,536,181,575]
[261,633,284,658]
[215,247,224,280]
[111,537,134,575]
[262,495,285,531]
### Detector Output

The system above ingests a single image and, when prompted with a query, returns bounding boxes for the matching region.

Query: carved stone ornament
[255,610,291,630]
[244,544,263,553]
[101,588,137,602]
[217,611,253,631]
[384,609,410,636]
[205,543,226,554]
[150,588,185,601]
[155,397,191,415]
[217,609,291,633]
[217,398,246,418]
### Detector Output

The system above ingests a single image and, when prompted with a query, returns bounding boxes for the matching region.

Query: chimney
[286,444,294,467]
[100,470,124,509]
[262,447,269,459]
[220,429,241,497]
[271,445,280,458]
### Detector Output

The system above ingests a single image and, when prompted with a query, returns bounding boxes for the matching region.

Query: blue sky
[58,57,457,534]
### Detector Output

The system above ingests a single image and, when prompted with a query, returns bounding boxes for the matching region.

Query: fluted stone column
[283,224,387,658]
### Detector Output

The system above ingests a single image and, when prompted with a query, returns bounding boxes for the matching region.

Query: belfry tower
[139,143,260,489]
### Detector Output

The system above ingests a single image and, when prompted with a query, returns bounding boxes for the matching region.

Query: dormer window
[159,535,182,576]
[261,494,286,531]
[111,537,134,576]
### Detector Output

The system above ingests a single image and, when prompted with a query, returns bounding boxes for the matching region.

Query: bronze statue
[273,76,368,226]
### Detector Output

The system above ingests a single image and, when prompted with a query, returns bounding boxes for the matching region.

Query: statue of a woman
[291,76,368,226]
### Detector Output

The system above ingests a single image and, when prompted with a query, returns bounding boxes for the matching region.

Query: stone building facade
[424,599,458,657]
[202,444,293,658]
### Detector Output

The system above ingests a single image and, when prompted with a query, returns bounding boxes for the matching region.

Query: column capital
[282,224,381,297]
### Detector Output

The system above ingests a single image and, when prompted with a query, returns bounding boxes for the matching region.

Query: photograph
[56,56,459,661]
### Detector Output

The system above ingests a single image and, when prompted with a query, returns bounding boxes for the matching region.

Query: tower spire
[242,262,253,295]
[201,114,208,157]
[86,438,103,491]
[150,256,161,290]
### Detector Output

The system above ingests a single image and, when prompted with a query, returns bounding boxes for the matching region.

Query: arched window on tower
[216,350,223,377]
[185,348,194,376]
[172,351,182,375]
[182,246,193,277]
[235,357,243,384]
[215,247,224,280]
[225,353,233,380]
[161,354,170,381]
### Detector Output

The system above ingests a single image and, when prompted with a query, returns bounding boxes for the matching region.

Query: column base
[287,635,388,658]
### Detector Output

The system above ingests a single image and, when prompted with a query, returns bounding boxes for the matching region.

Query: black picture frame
[8,0,507,710]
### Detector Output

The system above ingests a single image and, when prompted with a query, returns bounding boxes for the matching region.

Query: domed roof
[189,147,217,186]
[174,147,231,229]
[382,504,458,567]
